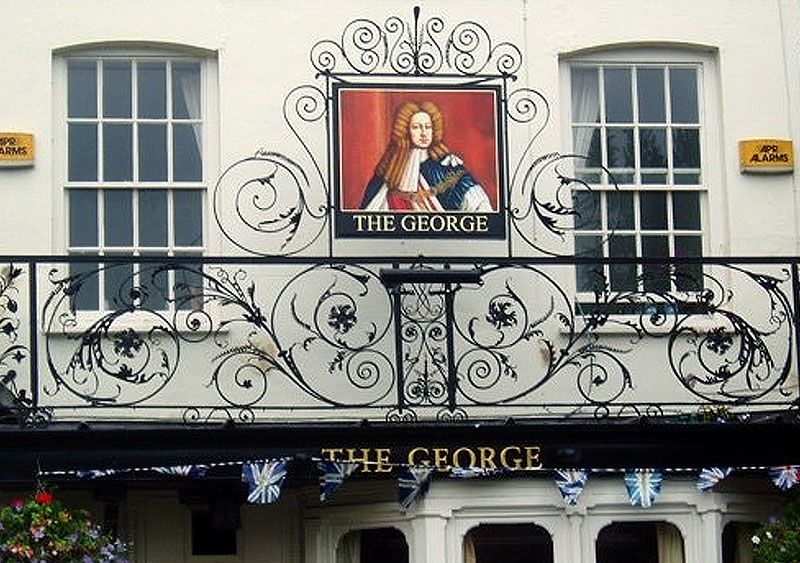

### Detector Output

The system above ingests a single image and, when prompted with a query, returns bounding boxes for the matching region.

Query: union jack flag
[76,469,130,479]
[318,461,360,502]
[624,470,663,508]
[398,466,435,509]
[153,465,209,478]
[769,465,800,491]
[554,469,590,505]
[241,459,290,504]
[697,467,732,492]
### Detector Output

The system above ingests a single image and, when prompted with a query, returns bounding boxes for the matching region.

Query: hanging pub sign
[739,139,794,173]
[333,85,506,239]
[0,133,34,167]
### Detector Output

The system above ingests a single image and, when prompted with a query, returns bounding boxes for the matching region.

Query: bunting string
[33,458,800,508]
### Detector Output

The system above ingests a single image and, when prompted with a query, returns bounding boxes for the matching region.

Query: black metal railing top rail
[0,255,797,427]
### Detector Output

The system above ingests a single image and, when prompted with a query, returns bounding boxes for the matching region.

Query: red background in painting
[337,88,500,211]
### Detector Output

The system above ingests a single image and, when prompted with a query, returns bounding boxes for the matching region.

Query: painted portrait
[334,86,504,238]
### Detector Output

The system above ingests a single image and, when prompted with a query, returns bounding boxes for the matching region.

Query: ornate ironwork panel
[0,256,780,426]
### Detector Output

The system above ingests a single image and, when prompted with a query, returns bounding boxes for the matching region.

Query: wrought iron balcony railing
[0,255,797,427]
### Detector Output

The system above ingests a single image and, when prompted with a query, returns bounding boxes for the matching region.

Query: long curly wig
[373,101,450,190]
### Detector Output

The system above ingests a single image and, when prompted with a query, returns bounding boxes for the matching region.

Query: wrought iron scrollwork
[43,265,180,406]
[310,7,521,77]
[42,261,397,419]
[25,257,800,422]
[213,151,328,257]
[0,263,48,427]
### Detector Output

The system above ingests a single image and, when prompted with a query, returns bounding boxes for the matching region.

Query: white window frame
[52,44,219,312]
[560,47,725,311]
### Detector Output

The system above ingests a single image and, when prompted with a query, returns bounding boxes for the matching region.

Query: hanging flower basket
[0,490,130,562]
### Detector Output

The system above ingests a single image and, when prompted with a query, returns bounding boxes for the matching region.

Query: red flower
[10,497,24,509]
[35,491,54,505]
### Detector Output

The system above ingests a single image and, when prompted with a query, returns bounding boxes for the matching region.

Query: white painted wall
[1,0,798,255]
[0,1,798,421]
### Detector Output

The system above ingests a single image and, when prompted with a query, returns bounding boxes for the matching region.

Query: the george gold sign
[320,444,542,473]
[0,133,34,167]
[739,139,794,173]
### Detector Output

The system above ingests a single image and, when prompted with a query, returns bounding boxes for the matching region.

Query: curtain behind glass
[571,67,601,158]
[336,531,360,563]
[656,523,685,563]
[174,62,202,158]
[464,531,476,563]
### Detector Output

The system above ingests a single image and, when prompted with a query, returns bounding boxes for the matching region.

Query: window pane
[173,124,202,181]
[604,67,632,123]
[670,68,698,123]
[358,528,409,563]
[642,235,669,257]
[573,127,601,166]
[675,235,703,291]
[172,62,201,119]
[174,189,204,246]
[722,522,758,563]
[175,261,204,310]
[597,522,683,563]
[672,191,701,230]
[138,61,167,118]
[139,190,168,247]
[103,61,132,118]
[610,172,634,184]
[637,67,665,122]
[69,189,98,247]
[673,129,701,168]
[138,124,168,181]
[675,172,701,185]
[642,173,667,185]
[606,191,634,230]
[70,262,99,310]
[574,190,601,230]
[642,235,670,292]
[103,124,133,181]
[104,261,134,309]
[467,524,554,563]
[68,124,98,181]
[606,128,634,167]
[575,236,603,293]
[609,235,636,291]
[68,60,97,118]
[104,189,133,246]
[640,128,667,167]
[571,67,600,123]
[144,260,169,311]
[640,192,668,230]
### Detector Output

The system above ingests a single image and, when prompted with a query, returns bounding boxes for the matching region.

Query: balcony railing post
[389,278,406,415]
[27,261,37,409]
[444,282,458,414]
[791,262,800,387]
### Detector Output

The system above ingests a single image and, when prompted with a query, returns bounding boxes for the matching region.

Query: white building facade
[1,1,799,562]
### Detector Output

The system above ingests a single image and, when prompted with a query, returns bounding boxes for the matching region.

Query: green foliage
[752,492,800,563]
[0,490,129,562]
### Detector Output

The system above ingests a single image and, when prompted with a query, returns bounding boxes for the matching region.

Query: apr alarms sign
[0,133,34,167]
[739,139,794,173]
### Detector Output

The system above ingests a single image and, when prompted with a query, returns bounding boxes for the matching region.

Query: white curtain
[571,67,601,159]
[463,531,476,563]
[656,523,685,563]
[336,531,360,563]
[175,63,202,154]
